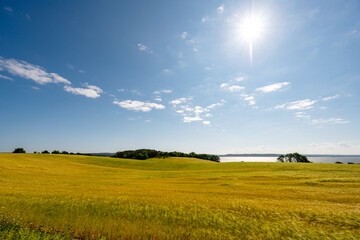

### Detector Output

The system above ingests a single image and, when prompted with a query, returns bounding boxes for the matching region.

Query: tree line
[113,149,220,162]
[12,148,90,155]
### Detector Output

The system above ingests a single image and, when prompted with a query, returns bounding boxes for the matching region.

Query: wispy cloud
[217,4,224,15]
[0,57,71,85]
[256,82,290,93]
[137,43,153,53]
[117,88,142,95]
[153,89,172,94]
[4,7,13,12]
[201,16,210,22]
[240,94,256,106]
[169,97,192,106]
[64,83,103,99]
[113,100,165,112]
[322,94,339,101]
[0,74,13,81]
[181,32,187,39]
[25,14,31,20]
[220,83,245,92]
[202,120,211,126]
[275,99,317,110]
[170,97,224,124]
[234,76,245,82]
[162,68,173,74]
[202,4,224,23]
[311,118,350,125]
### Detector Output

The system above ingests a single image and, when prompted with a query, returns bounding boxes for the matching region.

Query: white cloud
[322,94,339,101]
[64,83,103,99]
[311,118,350,125]
[234,76,245,82]
[137,43,147,51]
[4,7,13,12]
[240,94,256,106]
[170,97,192,106]
[181,32,187,39]
[0,74,13,81]
[84,83,102,93]
[184,116,203,123]
[137,43,153,53]
[162,69,173,74]
[193,48,198,52]
[256,82,290,93]
[113,100,165,112]
[32,86,40,90]
[207,100,225,109]
[228,85,245,92]
[171,98,223,124]
[154,97,162,101]
[220,83,245,92]
[217,4,224,15]
[0,57,71,85]
[275,99,317,110]
[153,89,172,96]
[202,16,209,22]
[145,119,151,123]
[203,121,211,125]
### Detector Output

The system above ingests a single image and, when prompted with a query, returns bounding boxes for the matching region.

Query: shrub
[12,148,25,153]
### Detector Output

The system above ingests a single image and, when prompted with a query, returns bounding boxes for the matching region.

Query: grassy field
[0,153,359,239]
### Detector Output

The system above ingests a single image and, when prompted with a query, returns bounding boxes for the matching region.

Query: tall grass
[0,153,359,239]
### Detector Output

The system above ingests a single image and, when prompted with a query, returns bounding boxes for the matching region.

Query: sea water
[220,156,360,164]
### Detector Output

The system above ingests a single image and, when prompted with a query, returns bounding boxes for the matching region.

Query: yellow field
[0,153,359,239]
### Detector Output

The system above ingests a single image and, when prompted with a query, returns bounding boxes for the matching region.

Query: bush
[12,148,25,153]
[42,150,50,154]
[52,150,60,154]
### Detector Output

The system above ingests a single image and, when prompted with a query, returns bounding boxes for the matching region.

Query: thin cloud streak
[0,57,71,85]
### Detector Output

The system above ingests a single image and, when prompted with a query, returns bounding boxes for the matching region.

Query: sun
[238,13,265,63]
[241,15,264,42]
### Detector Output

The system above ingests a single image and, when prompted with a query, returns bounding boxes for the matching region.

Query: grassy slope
[0,153,359,239]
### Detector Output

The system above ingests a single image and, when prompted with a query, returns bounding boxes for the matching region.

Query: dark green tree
[277,154,285,162]
[13,148,26,153]
[277,153,310,163]
[42,150,50,154]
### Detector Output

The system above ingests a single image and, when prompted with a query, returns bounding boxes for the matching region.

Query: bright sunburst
[239,13,265,63]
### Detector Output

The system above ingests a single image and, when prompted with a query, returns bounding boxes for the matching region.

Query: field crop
[0,153,359,239]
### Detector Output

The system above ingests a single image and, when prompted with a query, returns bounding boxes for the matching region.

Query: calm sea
[220,156,360,164]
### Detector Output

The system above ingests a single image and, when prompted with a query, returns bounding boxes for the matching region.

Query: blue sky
[1,0,360,154]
